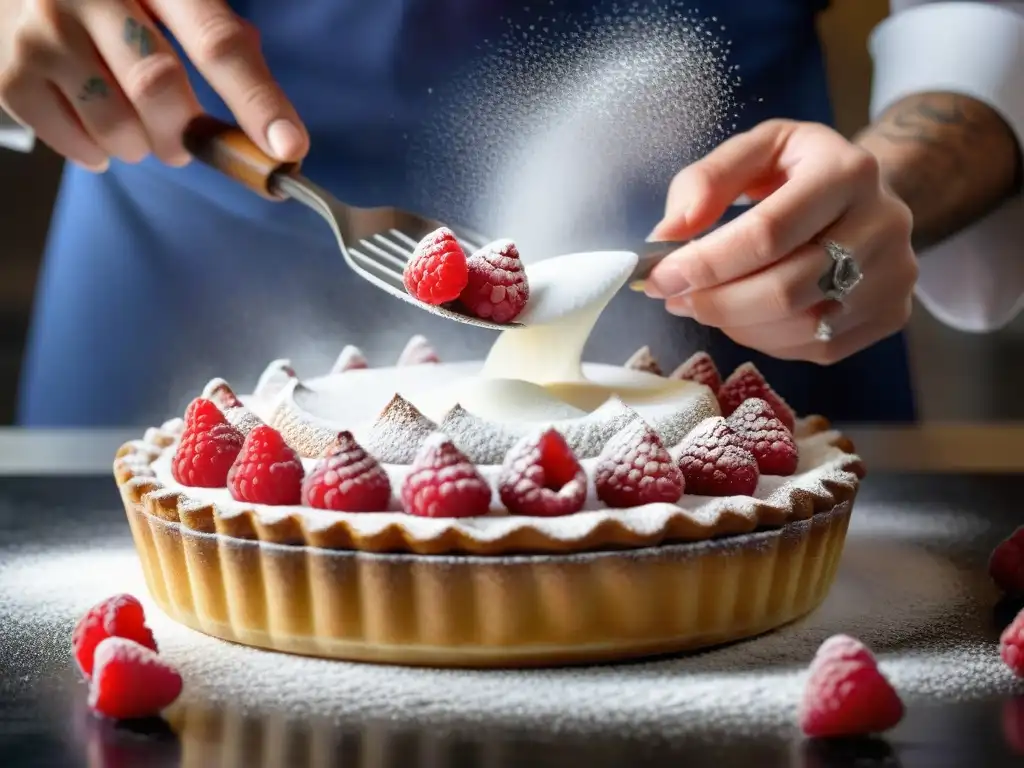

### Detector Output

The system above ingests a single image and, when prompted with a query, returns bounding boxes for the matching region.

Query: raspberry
[725,397,799,476]
[397,334,440,365]
[88,638,183,720]
[810,633,876,669]
[171,398,244,488]
[458,239,530,323]
[1004,698,1024,755]
[403,227,469,305]
[401,433,492,517]
[991,527,1024,595]
[799,634,904,737]
[595,419,684,508]
[227,425,304,505]
[669,351,721,394]
[331,345,368,374]
[718,363,796,432]
[302,432,392,512]
[72,594,157,680]
[1001,606,1024,676]
[624,346,663,376]
[498,428,587,516]
[677,417,759,497]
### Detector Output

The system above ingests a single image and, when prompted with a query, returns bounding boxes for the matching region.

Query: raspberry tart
[114,248,863,667]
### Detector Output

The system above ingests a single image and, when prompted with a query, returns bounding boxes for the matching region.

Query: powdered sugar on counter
[0,503,1010,737]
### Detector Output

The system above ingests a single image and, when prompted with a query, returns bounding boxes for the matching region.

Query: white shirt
[871,1,1024,332]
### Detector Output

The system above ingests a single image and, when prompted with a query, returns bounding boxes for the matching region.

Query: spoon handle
[629,241,688,281]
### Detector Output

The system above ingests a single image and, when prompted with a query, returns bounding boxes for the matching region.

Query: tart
[114,338,863,668]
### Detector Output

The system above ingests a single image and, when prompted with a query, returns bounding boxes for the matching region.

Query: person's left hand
[644,119,918,365]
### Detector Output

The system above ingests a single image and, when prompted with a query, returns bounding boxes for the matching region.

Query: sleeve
[869,1,1024,333]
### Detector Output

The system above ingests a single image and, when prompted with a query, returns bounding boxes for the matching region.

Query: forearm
[856,92,1022,253]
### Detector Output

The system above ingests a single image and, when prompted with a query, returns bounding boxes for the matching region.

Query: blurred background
[0,1,1019,426]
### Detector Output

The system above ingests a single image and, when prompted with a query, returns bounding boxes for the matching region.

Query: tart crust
[114,415,861,667]
[123,494,851,667]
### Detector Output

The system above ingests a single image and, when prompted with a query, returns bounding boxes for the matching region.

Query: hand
[0,0,307,170]
[645,119,918,365]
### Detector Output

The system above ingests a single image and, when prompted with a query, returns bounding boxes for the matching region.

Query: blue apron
[16,0,915,427]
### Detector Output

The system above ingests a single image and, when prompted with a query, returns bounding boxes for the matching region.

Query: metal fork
[184,116,685,330]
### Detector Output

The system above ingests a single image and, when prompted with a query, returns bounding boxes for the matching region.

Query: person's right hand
[0,0,308,171]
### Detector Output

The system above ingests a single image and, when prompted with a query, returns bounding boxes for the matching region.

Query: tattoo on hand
[123,18,155,57]
[77,76,109,103]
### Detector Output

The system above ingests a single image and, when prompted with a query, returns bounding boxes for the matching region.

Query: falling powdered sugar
[0,504,1014,741]
[416,2,740,262]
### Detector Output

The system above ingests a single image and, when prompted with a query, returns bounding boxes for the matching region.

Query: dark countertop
[2,430,1024,767]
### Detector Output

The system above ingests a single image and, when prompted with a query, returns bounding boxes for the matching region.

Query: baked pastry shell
[115,415,860,667]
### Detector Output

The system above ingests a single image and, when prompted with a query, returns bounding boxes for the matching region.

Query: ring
[817,240,863,302]
[814,316,834,343]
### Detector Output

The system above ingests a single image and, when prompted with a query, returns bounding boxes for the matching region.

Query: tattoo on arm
[857,92,1023,252]
[77,76,109,103]
[123,18,156,57]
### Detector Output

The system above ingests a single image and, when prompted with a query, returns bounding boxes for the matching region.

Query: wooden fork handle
[183,115,300,200]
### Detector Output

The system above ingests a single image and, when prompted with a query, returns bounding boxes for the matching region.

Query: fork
[183,116,685,330]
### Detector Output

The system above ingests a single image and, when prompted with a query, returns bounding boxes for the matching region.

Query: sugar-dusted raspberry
[677,417,759,497]
[72,594,157,680]
[397,334,440,365]
[595,419,684,508]
[726,397,799,476]
[401,433,492,518]
[498,428,587,516]
[810,633,876,669]
[458,239,530,323]
[991,527,1024,595]
[227,425,304,505]
[718,363,796,432]
[330,345,368,374]
[403,227,469,305]
[171,398,244,488]
[1001,606,1024,677]
[88,637,183,720]
[669,351,722,394]
[302,431,392,512]
[799,634,904,738]
[624,346,663,376]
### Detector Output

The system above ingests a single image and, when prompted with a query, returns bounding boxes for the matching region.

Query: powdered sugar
[363,394,438,464]
[0,503,1010,737]
[624,345,663,376]
[396,335,440,366]
[329,345,367,374]
[253,359,297,400]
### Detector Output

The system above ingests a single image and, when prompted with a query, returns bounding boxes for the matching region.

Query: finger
[46,23,150,163]
[665,203,897,327]
[738,295,914,366]
[146,0,308,161]
[650,120,798,241]
[2,80,108,170]
[646,132,877,299]
[78,1,199,165]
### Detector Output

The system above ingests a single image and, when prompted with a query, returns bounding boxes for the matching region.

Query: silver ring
[815,316,834,342]
[817,240,863,302]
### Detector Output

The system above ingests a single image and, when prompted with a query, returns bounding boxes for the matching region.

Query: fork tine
[349,244,406,285]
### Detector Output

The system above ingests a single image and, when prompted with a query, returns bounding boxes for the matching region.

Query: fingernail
[645,273,690,300]
[74,157,110,173]
[667,295,693,317]
[267,119,304,160]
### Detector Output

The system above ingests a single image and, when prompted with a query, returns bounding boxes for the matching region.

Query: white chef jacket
[872,1,1024,333]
